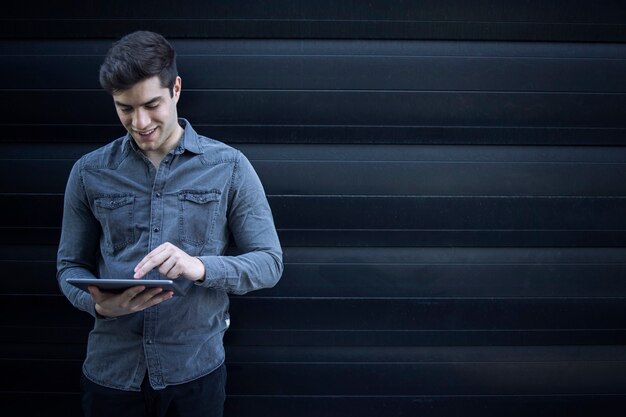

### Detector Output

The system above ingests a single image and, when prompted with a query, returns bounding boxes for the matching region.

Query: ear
[173,76,182,102]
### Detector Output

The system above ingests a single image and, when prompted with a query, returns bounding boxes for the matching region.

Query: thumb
[88,285,103,302]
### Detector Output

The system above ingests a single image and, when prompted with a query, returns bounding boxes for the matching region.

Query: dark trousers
[81,364,226,417]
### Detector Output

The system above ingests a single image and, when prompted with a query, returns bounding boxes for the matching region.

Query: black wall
[2,1,626,415]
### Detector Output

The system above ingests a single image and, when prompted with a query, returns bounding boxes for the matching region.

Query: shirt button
[153,227,160,232]
[155,192,161,198]
[147,340,153,345]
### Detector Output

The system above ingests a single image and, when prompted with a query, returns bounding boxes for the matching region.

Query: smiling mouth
[134,127,157,137]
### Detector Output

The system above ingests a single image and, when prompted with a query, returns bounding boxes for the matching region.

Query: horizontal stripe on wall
[226,395,626,417]
[6,261,626,298]
[7,340,626,363]
[7,1,626,24]
[5,359,626,395]
[4,228,626,247]
[6,142,626,163]
[6,53,626,93]
[4,192,626,244]
[4,295,626,331]
[4,325,625,348]
[6,38,626,59]
[1,393,625,417]
[4,159,626,196]
[4,0,626,42]
[5,195,626,230]
[4,91,626,128]
[5,124,626,145]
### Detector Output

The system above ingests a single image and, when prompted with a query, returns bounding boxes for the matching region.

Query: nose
[132,108,150,130]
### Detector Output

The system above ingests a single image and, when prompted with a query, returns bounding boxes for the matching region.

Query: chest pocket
[178,190,221,246]
[94,194,135,254]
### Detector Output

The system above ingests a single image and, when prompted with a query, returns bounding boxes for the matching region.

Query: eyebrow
[114,96,161,108]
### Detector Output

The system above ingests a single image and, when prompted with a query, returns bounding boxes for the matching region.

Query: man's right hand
[88,285,173,318]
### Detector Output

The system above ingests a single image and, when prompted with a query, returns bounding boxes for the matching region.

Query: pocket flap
[95,194,134,210]
[178,191,220,204]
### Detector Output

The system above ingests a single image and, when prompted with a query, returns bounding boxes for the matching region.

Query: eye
[146,103,159,110]
[119,107,132,113]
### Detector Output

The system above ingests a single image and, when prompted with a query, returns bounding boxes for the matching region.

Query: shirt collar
[176,118,204,155]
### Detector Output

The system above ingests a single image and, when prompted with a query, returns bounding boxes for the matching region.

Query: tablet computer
[66,278,184,296]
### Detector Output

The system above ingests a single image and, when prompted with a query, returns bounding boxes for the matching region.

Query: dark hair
[99,31,178,96]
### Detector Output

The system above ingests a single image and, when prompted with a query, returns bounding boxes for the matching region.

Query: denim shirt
[57,119,283,391]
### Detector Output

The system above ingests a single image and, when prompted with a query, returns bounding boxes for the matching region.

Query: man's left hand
[134,242,205,282]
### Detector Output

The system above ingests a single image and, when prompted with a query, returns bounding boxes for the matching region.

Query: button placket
[142,155,172,389]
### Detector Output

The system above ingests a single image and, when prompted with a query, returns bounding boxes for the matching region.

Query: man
[56,30,283,417]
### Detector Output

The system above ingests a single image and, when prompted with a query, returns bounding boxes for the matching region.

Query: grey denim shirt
[57,119,283,390]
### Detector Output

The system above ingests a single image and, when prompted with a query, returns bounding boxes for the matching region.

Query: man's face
[113,75,182,159]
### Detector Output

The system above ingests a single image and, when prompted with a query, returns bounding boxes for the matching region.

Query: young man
[56,31,283,417]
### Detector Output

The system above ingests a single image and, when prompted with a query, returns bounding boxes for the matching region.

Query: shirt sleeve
[196,151,284,294]
[56,159,101,317]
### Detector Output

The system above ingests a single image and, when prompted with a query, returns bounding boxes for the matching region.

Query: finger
[162,257,187,279]
[120,287,162,313]
[167,264,185,279]
[134,246,171,278]
[135,290,173,311]
[88,285,119,301]
[134,243,170,269]
[88,285,103,301]
[133,252,160,278]
[158,255,178,278]
[131,287,163,303]
[123,285,147,300]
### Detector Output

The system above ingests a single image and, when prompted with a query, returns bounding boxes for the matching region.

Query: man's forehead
[114,95,163,107]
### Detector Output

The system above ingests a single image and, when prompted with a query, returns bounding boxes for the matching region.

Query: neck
[144,124,184,167]
[146,153,164,168]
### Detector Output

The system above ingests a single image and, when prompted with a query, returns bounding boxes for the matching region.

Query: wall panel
[2,3,626,416]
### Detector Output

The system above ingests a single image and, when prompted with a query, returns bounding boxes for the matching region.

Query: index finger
[134,245,169,278]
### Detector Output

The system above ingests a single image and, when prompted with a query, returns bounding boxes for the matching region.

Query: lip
[134,127,157,137]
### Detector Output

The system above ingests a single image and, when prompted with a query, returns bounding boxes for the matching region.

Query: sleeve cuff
[195,256,227,288]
